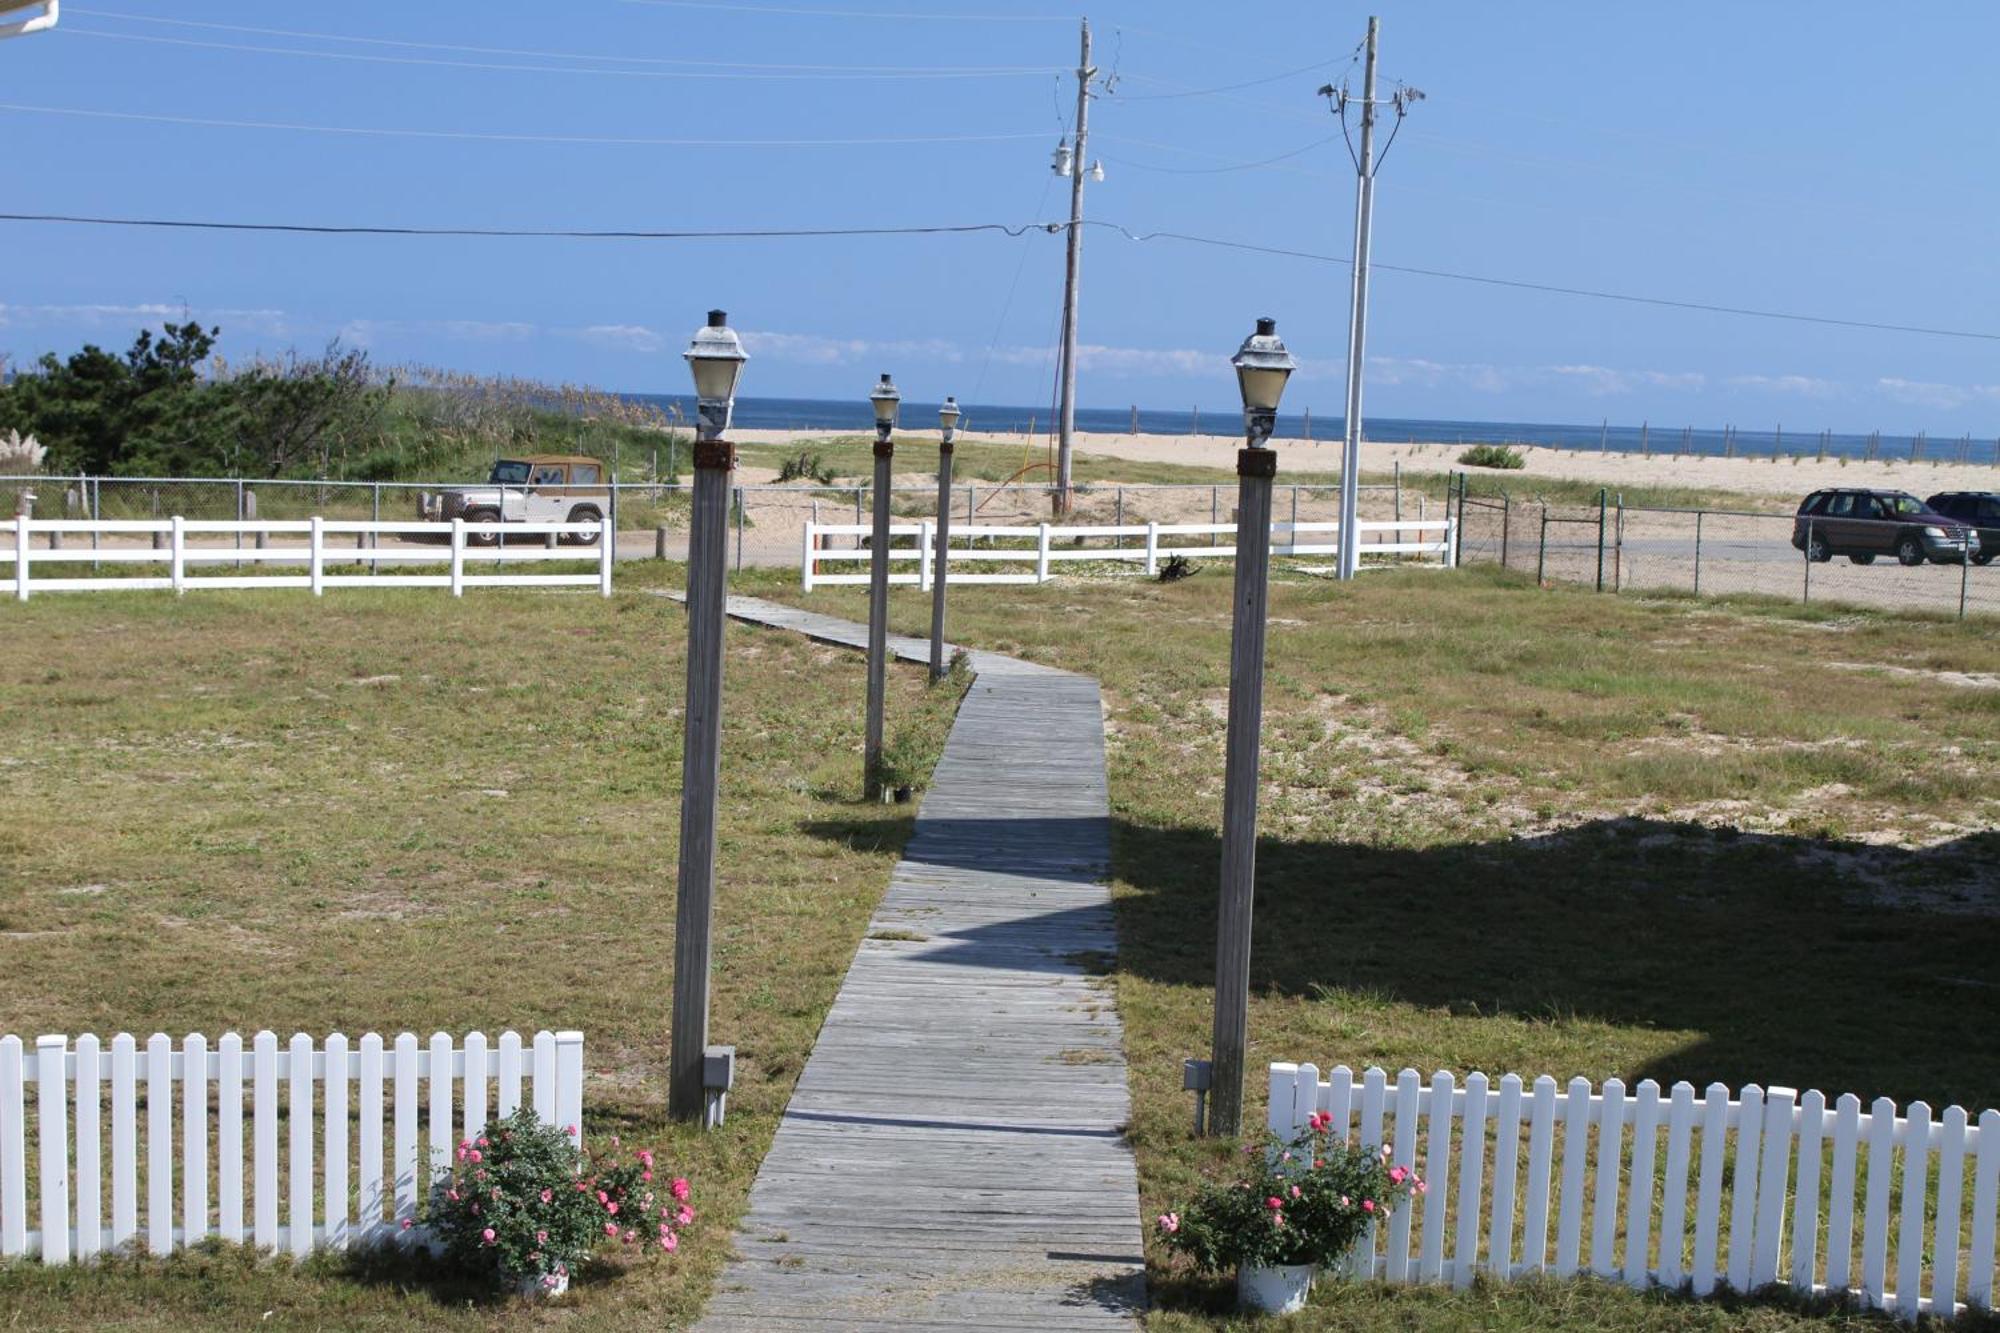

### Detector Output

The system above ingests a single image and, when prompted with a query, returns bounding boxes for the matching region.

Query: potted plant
[1157,1112,1421,1314]
[426,1108,693,1298]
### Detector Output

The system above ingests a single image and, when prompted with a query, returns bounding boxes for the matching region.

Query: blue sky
[5,1,1999,433]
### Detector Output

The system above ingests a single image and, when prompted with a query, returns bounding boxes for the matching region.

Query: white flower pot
[1237,1261,1314,1314]
[514,1268,569,1299]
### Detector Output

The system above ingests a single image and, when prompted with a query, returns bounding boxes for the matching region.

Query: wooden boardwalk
[697,595,1145,1331]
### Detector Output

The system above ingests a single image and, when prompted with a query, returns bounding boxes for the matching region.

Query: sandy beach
[730,426,2000,503]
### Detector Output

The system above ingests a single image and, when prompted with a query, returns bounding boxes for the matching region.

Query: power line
[1082,223,2000,344]
[59,24,1061,80]
[3,206,1993,345]
[0,212,1062,240]
[0,103,1049,147]
[1095,131,1343,177]
[618,0,1074,20]
[1106,55,1347,102]
[66,8,1065,71]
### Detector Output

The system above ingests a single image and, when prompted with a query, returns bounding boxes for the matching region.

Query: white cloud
[1547,363,1706,395]
[563,324,667,354]
[336,318,536,348]
[0,301,294,337]
[738,329,962,367]
[1873,376,2000,411]
[1727,373,1842,398]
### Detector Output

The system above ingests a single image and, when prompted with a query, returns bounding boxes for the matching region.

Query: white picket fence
[4,516,613,600]
[801,517,1456,590]
[0,1030,584,1262]
[1268,1063,2000,1321]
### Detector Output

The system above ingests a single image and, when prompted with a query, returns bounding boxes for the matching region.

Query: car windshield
[488,460,532,485]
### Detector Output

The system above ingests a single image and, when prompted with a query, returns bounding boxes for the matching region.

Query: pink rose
[1389,1165,1407,1185]
[1265,1196,1283,1211]
[605,1222,619,1237]
[1362,1199,1376,1213]
[642,1170,654,1183]
[1156,1212,1179,1234]
[540,1188,553,1204]
[481,1227,496,1244]
[661,1232,678,1252]
[400,1218,413,1230]
[1290,1185,1301,1199]
[536,1229,547,1244]
[676,1205,695,1228]
[468,1150,482,1164]
[607,1202,619,1216]
[671,1177,691,1202]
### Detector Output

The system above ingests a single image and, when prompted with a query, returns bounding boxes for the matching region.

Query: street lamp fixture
[1208,316,1297,1137]
[870,372,902,442]
[0,0,58,40]
[1232,316,1297,448]
[929,397,961,682]
[683,309,747,443]
[669,309,749,1125]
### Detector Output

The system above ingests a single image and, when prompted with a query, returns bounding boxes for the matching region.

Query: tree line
[0,322,390,478]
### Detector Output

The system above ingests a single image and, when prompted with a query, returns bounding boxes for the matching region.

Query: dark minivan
[1791,488,1979,565]
[1925,492,2000,565]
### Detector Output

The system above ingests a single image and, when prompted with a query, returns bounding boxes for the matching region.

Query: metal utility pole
[1324,17,1420,580]
[1053,18,1097,516]
[929,398,960,682]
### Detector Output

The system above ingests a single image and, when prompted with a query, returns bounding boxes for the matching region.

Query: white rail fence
[0,1030,584,1262]
[801,517,1456,591]
[1268,1063,1999,1322]
[4,517,612,600]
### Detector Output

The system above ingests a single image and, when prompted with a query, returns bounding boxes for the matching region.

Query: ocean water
[626,394,2000,466]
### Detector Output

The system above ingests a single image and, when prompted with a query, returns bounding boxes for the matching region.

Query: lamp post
[1208,317,1297,1137]
[863,372,901,799]
[669,309,747,1123]
[928,396,960,683]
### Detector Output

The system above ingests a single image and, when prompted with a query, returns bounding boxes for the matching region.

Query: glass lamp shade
[938,396,961,432]
[870,373,902,427]
[1231,317,1296,413]
[683,309,747,402]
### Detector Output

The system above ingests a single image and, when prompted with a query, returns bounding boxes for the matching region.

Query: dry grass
[0,572,964,1328]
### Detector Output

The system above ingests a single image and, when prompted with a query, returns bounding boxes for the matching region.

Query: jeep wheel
[1848,553,1875,565]
[1806,533,1831,563]
[564,506,603,546]
[1895,534,1926,566]
[464,508,501,546]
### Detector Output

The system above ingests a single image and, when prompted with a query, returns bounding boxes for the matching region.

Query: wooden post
[930,433,956,682]
[1209,444,1276,1137]
[669,436,736,1122]
[864,435,894,800]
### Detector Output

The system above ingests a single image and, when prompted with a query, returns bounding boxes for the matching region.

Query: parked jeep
[1924,491,2000,565]
[418,455,608,545]
[1790,488,1978,566]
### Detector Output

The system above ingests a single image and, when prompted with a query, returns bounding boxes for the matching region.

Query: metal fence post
[1501,495,1511,569]
[1211,486,1218,525]
[1537,506,1549,585]
[235,479,245,568]
[1393,460,1402,523]
[1116,487,1124,549]
[1595,488,1607,592]
[1693,510,1704,598]
[1614,494,1624,592]
[734,487,744,572]
[1803,517,1813,606]
[1960,546,1970,620]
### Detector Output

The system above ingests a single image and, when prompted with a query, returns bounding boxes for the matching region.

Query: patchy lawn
[0,574,964,1329]
[739,561,2000,1330]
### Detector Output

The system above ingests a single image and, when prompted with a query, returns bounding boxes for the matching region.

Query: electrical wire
[1106,55,1348,102]
[65,8,1066,71]
[1081,223,2000,343]
[59,25,1061,80]
[618,0,1074,21]
[4,207,1993,345]
[1096,131,1343,176]
[0,103,1049,147]
[0,212,1064,240]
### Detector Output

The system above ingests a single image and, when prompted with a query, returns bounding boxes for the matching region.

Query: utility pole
[1052,18,1098,516]
[1324,17,1420,580]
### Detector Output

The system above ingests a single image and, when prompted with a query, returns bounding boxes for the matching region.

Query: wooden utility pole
[1053,18,1094,516]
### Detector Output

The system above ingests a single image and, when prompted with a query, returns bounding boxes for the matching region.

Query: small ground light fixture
[939,396,960,438]
[870,373,901,440]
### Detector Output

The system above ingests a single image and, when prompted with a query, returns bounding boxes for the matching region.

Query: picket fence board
[0,1030,583,1262]
[1271,1063,2000,1323]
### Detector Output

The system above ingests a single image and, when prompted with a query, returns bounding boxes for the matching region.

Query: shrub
[1459,444,1525,470]
[1157,1119,1420,1272]
[425,1108,692,1292]
[778,449,837,485]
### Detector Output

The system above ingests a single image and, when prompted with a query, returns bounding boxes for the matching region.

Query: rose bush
[425,1108,693,1293]
[1157,1113,1420,1273]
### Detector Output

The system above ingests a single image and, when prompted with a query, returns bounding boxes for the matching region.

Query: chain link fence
[1453,484,2000,619]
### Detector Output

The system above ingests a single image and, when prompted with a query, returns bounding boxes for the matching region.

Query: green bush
[1459,444,1526,470]
[425,1108,691,1292]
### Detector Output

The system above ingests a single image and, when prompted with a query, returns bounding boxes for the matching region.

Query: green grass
[0,568,964,1328]
[738,562,2000,1329]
